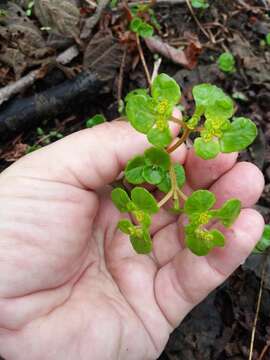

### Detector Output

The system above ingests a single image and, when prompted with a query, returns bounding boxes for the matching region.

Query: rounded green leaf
[138,22,154,38]
[220,117,257,153]
[144,147,170,170]
[130,17,143,32]
[266,33,270,46]
[147,126,172,148]
[142,165,165,185]
[118,219,134,234]
[125,88,148,103]
[126,94,156,134]
[193,84,234,120]
[217,52,236,73]
[174,163,186,188]
[205,95,234,121]
[185,225,211,256]
[130,229,152,254]
[131,187,159,214]
[157,173,171,193]
[111,188,130,212]
[254,225,270,253]
[217,199,241,227]
[194,137,220,160]
[184,190,216,215]
[151,73,181,105]
[193,84,213,109]
[86,114,106,128]
[125,155,146,184]
[191,0,209,9]
[185,225,224,256]
[210,229,225,247]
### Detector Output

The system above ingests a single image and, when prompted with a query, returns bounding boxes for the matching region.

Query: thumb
[2,120,180,190]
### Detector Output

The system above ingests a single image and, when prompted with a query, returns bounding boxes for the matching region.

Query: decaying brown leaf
[83,31,125,83]
[145,36,201,70]
[0,2,53,78]
[230,33,270,88]
[184,38,202,70]
[0,2,46,51]
[0,141,28,162]
[34,0,80,40]
[81,0,110,39]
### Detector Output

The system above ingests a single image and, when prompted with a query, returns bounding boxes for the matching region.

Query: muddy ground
[0,0,269,359]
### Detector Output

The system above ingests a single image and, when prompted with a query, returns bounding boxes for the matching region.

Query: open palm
[0,121,264,360]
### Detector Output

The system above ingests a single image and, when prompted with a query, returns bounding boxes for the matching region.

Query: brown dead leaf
[81,0,110,39]
[0,2,53,78]
[145,36,200,70]
[83,31,125,83]
[34,0,80,40]
[0,66,12,86]
[1,2,46,51]
[230,33,270,88]
[0,141,28,162]
[145,36,189,68]
[0,46,27,80]
[184,38,202,70]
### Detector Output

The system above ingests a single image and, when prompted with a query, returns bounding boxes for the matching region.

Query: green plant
[26,127,63,153]
[110,73,258,256]
[86,114,106,128]
[130,17,154,38]
[129,3,157,38]
[217,52,236,73]
[0,9,8,17]
[254,225,270,253]
[266,33,270,46]
[26,0,35,16]
[191,0,209,9]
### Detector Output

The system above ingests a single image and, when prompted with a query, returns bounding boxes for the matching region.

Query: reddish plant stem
[167,128,190,154]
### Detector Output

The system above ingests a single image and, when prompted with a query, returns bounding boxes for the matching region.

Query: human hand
[0,120,264,360]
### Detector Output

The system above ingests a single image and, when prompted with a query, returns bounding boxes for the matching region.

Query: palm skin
[0,121,265,360]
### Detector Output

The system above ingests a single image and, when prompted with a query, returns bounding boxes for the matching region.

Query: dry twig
[136,34,151,87]
[258,342,270,360]
[185,0,211,40]
[151,57,162,84]
[248,255,268,360]
[0,45,79,106]
[117,46,127,108]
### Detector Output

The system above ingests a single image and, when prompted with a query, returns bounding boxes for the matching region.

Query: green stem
[170,165,188,202]
[176,187,188,202]
[158,164,188,208]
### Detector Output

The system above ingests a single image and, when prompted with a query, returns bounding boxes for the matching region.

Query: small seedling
[0,9,8,17]
[217,52,236,73]
[191,0,209,9]
[130,17,154,38]
[108,73,258,256]
[27,127,63,153]
[26,0,35,16]
[254,225,270,253]
[129,3,157,38]
[86,114,106,128]
[266,33,270,46]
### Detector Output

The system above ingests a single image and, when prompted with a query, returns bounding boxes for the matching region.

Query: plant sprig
[110,73,258,256]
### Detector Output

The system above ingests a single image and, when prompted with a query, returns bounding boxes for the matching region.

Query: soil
[0,0,269,359]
